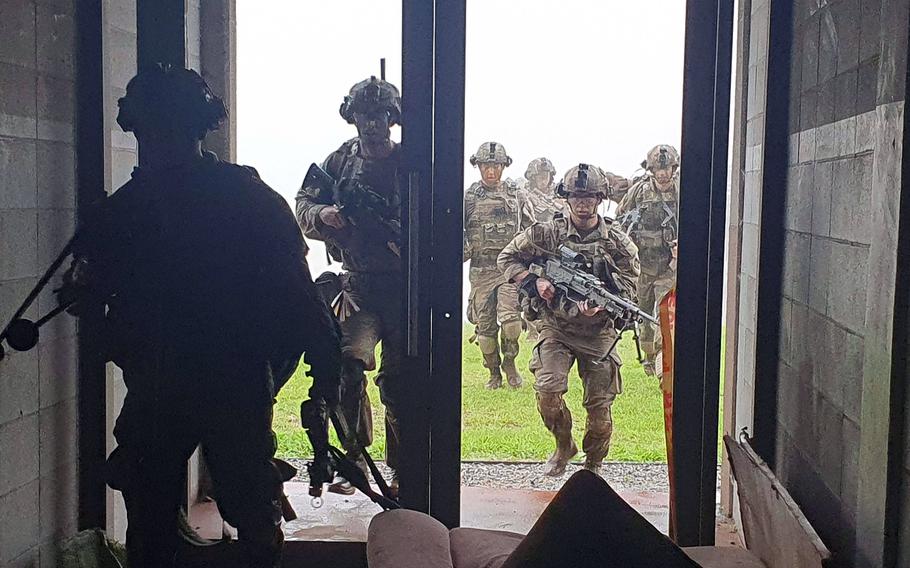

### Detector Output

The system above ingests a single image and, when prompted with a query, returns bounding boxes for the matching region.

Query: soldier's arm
[294,151,342,240]
[615,183,639,217]
[520,191,537,229]
[463,191,475,262]
[259,188,342,398]
[608,227,641,301]
[498,225,546,283]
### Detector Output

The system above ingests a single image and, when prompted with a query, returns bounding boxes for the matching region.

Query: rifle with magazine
[303,163,401,256]
[529,245,658,326]
[527,245,657,362]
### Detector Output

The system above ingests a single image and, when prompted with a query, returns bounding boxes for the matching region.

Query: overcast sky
[236,0,686,291]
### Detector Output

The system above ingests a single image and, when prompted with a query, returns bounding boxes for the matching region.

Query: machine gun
[529,245,657,326]
[303,163,401,256]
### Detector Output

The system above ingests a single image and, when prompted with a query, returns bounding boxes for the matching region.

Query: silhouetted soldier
[60,65,341,567]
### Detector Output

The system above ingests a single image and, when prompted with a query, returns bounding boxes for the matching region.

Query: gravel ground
[285,459,671,492]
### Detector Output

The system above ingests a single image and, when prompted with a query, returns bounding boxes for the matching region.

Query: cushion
[450,527,524,568]
[500,470,701,568]
[684,546,766,568]
[368,509,454,568]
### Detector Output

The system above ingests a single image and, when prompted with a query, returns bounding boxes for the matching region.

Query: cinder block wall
[0,1,79,566]
[775,0,878,560]
[733,0,910,565]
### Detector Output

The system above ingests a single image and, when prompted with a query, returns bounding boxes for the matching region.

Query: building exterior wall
[0,1,79,566]
[730,0,910,565]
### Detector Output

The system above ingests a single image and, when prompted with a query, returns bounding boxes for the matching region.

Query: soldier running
[464,142,536,389]
[499,164,640,477]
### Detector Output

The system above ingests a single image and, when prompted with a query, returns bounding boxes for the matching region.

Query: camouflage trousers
[636,263,676,368]
[529,329,623,464]
[109,361,283,567]
[337,272,402,471]
[467,267,523,370]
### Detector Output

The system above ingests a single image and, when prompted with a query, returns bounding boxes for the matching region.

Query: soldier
[295,77,403,496]
[58,65,342,567]
[616,144,679,377]
[464,142,536,389]
[521,157,562,222]
[499,164,640,477]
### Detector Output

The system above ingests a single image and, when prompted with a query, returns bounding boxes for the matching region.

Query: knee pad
[536,392,565,413]
[477,334,499,355]
[500,320,523,341]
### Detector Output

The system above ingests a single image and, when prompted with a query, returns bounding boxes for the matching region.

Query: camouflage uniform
[295,78,404,477]
[521,157,563,222]
[66,66,341,568]
[616,145,679,376]
[499,165,640,475]
[464,142,536,388]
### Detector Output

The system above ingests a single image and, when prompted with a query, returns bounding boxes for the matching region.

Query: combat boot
[482,351,503,389]
[486,367,503,390]
[544,436,578,477]
[583,458,603,477]
[327,453,368,496]
[502,358,523,388]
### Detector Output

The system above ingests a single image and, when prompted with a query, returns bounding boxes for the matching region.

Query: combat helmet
[117,64,227,140]
[555,163,610,199]
[643,144,680,172]
[524,157,556,180]
[470,141,512,167]
[339,76,402,126]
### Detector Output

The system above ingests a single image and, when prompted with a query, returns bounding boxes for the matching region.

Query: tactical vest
[625,179,677,267]
[465,181,525,268]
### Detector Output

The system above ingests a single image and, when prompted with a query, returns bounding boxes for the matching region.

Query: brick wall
[0,1,79,566]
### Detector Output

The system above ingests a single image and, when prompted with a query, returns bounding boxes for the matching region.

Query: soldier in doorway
[295,77,404,497]
[58,65,342,567]
[464,142,536,389]
[616,144,679,377]
[499,164,640,477]
[521,157,562,222]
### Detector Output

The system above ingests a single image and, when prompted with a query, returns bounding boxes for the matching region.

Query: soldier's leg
[636,274,659,375]
[376,310,404,496]
[338,310,381,456]
[577,353,622,475]
[109,384,200,568]
[203,381,285,567]
[530,338,579,476]
[469,278,503,388]
[498,282,524,388]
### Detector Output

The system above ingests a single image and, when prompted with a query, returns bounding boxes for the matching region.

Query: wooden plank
[724,435,831,568]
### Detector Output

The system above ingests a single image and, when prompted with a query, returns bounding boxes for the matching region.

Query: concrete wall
[773,0,878,561]
[730,0,910,565]
[0,1,214,562]
[0,1,79,566]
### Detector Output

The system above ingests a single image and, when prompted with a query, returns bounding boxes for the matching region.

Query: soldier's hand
[319,206,347,230]
[577,299,604,317]
[536,278,556,301]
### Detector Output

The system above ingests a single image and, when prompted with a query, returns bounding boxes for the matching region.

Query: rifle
[529,245,658,326]
[303,163,401,256]
[300,397,399,511]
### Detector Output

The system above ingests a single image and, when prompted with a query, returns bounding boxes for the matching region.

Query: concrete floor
[189,481,674,541]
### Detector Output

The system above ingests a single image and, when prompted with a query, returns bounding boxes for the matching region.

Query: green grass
[274,325,673,462]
